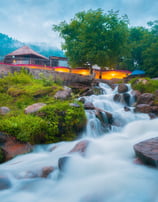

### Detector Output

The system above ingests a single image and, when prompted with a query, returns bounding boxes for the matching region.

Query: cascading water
[0,82,158,202]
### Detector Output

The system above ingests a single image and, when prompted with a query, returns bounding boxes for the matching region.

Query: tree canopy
[53,9,129,68]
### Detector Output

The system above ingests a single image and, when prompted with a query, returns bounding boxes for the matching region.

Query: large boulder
[24,103,46,114]
[137,93,155,105]
[1,136,32,161]
[0,107,10,115]
[118,83,128,93]
[134,137,158,167]
[54,86,72,99]
[135,104,152,113]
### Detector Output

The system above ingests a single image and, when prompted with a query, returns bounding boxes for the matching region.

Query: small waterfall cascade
[82,82,149,137]
[0,83,158,202]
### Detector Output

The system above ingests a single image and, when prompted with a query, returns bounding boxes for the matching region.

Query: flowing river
[0,83,158,202]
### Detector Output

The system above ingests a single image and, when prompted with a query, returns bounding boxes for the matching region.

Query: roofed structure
[4,46,49,65]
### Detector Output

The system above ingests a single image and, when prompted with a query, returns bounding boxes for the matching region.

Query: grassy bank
[0,70,86,144]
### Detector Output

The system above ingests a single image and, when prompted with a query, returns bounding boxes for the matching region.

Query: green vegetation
[53,9,129,69]
[53,9,158,77]
[130,77,158,105]
[0,71,86,144]
[130,78,158,94]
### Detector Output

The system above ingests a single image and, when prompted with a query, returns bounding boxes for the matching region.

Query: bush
[37,101,87,142]
[130,78,158,93]
[0,114,48,144]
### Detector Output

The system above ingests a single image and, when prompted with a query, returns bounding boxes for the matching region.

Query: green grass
[0,70,86,144]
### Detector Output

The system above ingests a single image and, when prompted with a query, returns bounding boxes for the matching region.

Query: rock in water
[118,83,128,93]
[134,137,158,167]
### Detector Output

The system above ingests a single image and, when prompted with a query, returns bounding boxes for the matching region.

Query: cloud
[0,0,158,48]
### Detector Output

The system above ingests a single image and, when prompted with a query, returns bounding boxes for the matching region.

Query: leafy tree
[53,9,129,69]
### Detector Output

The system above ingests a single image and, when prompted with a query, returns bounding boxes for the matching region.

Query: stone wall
[0,64,94,87]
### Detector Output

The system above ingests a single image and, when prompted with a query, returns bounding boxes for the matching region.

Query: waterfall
[0,83,158,202]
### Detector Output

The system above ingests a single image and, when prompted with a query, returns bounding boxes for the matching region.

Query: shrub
[130,78,158,94]
[0,114,48,144]
[37,101,87,142]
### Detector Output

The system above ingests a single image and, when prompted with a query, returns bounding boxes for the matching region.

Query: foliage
[0,71,86,144]
[0,114,48,144]
[130,77,158,93]
[53,9,129,68]
[36,101,86,143]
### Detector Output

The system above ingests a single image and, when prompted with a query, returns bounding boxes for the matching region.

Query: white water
[0,83,158,202]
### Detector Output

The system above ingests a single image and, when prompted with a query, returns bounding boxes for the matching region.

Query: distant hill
[0,33,65,60]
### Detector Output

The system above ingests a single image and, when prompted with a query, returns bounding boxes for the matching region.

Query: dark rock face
[24,103,46,114]
[134,137,158,167]
[118,83,128,93]
[135,104,152,113]
[137,93,155,105]
[0,107,10,115]
[0,177,11,190]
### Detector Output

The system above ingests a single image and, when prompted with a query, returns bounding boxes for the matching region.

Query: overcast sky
[1,0,158,48]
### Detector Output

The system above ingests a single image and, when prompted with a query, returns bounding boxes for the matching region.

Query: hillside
[0,33,64,60]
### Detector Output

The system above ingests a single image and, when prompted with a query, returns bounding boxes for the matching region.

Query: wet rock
[84,102,95,110]
[137,93,155,105]
[41,166,54,178]
[118,83,128,93]
[2,136,32,161]
[58,156,70,172]
[69,140,89,155]
[24,103,46,114]
[134,137,158,167]
[113,94,121,102]
[54,86,72,99]
[151,106,158,113]
[95,108,113,125]
[149,113,157,119]
[124,106,130,112]
[0,176,11,190]
[131,90,141,102]
[0,107,10,115]
[82,89,94,96]
[135,104,152,113]
[123,93,130,106]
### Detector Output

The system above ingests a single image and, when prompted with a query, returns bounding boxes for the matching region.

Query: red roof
[6,46,48,60]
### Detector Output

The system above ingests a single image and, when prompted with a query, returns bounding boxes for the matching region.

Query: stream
[0,82,158,202]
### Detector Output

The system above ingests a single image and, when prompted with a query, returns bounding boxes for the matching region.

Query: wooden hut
[4,46,49,65]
